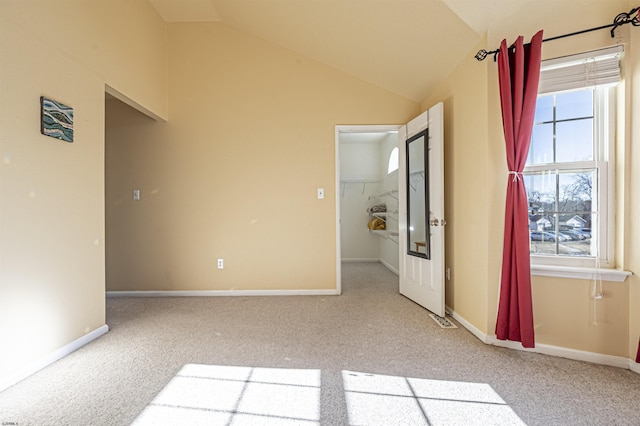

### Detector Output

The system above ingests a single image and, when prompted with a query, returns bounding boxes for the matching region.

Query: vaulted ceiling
[148,0,534,102]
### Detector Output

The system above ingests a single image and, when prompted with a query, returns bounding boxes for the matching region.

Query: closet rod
[474,6,639,62]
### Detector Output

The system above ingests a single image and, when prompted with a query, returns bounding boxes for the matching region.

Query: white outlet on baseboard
[217,259,224,269]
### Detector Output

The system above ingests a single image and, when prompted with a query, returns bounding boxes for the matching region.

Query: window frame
[524,85,616,271]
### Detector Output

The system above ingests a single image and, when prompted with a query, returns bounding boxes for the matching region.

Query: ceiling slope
[149,0,522,102]
[149,0,222,22]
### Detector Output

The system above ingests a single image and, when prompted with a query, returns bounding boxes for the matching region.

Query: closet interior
[339,131,400,275]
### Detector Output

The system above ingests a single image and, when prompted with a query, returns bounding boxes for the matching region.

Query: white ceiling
[339,132,394,145]
[148,0,533,102]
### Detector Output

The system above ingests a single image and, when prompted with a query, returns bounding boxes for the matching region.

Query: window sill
[531,264,632,282]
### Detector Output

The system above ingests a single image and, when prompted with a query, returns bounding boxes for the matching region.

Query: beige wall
[531,278,628,357]
[105,23,419,292]
[0,0,167,384]
[421,37,492,333]
[0,0,168,119]
[423,0,638,359]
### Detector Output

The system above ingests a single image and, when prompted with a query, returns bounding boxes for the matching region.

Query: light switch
[317,188,324,199]
[133,189,140,200]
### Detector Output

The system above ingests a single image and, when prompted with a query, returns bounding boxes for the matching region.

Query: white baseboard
[486,335,630,368]
[107,289,340,298]
[379,259,399,276]
[630,361,640,374]
[341,258,380,263]
[447,308,633,370]
[340,258,399,276]
[0,324,109,393]
[447,308,486,342]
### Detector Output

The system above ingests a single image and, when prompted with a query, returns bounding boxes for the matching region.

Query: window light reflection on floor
[133,364,526,425]
[342,370,526,426]
[133,364,321,425]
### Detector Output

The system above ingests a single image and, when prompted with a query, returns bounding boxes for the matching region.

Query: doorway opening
[335,125,401,294]
[104,85,164,295]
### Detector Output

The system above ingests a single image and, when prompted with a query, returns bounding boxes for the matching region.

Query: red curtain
[636,338,640,363]
[495,31,543,349]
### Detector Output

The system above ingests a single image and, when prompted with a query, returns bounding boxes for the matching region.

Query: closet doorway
[335,126,401,293]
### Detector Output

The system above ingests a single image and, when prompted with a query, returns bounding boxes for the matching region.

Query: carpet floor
[1,262,639,425]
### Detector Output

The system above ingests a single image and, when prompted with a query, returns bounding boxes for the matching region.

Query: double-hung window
[524,46,622,273]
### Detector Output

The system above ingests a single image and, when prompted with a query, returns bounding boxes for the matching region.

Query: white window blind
[538,45,623,94]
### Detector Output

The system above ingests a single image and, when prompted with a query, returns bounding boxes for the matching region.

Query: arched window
[387,147,399,174]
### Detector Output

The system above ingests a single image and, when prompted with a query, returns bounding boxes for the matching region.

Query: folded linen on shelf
[367,203,386,214]
[368,217,386,230]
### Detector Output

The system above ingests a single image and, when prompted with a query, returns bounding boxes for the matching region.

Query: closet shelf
[368,189,398,200]
[370,211,398,224]
[370,230,399,243]
[371,211,398,218]
[340,179,381,197]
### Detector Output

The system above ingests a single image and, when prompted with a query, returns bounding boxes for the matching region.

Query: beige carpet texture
[1,262,639,425]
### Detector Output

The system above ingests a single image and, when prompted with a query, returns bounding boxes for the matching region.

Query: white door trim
[335,125,402,294]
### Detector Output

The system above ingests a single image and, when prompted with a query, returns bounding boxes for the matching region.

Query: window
[524,46,621,271]
[387,147,399,174]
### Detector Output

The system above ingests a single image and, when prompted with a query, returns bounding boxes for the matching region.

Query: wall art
[40,96,74,142]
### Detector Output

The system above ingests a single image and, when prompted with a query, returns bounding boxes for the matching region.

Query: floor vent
[429,313,457,329]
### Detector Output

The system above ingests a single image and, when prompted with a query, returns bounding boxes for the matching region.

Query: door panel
[399,103,445,316]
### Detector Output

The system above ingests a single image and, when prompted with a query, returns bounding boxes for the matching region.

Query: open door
[398,103,445,316]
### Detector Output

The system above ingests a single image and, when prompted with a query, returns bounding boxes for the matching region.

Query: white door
[398,103,445,316]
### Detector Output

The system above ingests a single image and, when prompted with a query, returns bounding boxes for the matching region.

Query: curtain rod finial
[475,49,500,62]
[611,6,640,37]
[475,49,488,61]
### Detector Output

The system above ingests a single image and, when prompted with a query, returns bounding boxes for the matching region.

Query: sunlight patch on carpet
[133,364,526,425]
[133,364,320,425]
[342,370,526,426]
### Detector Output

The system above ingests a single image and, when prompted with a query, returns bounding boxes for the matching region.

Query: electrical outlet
[217,259,224,269]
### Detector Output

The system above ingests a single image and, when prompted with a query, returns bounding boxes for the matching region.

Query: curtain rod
[475,6,640,62]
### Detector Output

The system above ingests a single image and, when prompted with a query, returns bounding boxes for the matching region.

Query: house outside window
[523,46,622,272]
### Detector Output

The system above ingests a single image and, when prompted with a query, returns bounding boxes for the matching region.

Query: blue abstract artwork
[40,96,73,142]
